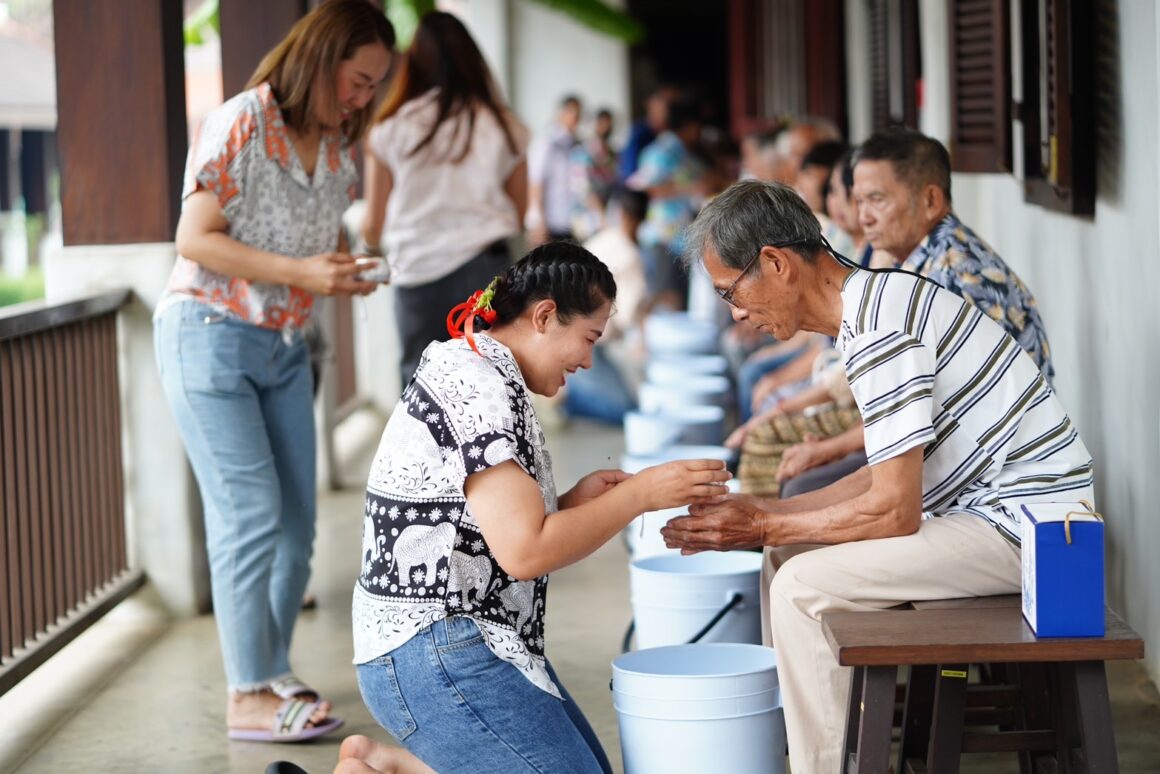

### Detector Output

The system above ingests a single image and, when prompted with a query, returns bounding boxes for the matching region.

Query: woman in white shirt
[360,11,529,388]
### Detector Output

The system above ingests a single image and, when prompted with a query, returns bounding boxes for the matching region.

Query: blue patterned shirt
[903,212,1054,383]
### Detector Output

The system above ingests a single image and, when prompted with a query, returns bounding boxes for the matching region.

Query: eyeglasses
[715,240,815,308]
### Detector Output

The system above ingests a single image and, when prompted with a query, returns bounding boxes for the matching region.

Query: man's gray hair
[682,180,824,271]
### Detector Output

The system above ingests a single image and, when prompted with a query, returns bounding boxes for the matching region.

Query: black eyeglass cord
[818,233,946,292]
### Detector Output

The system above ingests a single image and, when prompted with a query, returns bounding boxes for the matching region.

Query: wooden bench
[821,595,1145,774]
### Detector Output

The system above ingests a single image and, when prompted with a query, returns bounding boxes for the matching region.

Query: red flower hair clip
[446,278,500,357]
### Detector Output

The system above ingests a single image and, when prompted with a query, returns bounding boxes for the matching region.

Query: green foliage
[388,0,642,46]
[184,0,220,47]
[181,0,641,52]
[0,268,45,308]
[527,0,643,43]
[386,0,437,48]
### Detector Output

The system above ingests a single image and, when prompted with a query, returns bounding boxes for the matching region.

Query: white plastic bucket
[630,552,764,649]
[646,355,729,383]
[619,445,735,475]
[624,406,726,456]
[625,506,684,560]
[638,375,733,413]
[644,312,719,355]
[612,643,786,774]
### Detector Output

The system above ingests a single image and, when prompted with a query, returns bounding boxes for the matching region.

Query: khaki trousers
[759,514,1022,773]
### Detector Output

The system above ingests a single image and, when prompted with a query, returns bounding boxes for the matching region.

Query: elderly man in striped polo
[661,180,1094,774]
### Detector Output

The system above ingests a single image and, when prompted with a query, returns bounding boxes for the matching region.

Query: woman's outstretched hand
[294,252,379,297]
[559,469,632,509]
[629,459,732,513]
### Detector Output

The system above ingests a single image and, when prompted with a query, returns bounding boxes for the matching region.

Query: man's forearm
[770,463,872,514]
[760,494,906,545]
[821,422,866,460]
[758,449,924,545]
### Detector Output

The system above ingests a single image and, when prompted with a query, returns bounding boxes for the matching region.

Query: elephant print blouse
[352,334,561,697]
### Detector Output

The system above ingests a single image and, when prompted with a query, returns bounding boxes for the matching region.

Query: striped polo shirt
[838,269,1093,543]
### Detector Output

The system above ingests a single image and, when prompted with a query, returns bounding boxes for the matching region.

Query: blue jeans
[154,300,316,691]
[358,616,613,774]
[564,346,635,425]
[737,347,804,421]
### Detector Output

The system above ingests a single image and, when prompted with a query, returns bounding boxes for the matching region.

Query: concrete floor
[1,418,1158,773]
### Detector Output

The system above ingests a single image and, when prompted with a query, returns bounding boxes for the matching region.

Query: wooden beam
[53,0,187,245]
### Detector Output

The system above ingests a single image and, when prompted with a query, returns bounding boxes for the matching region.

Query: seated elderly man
[767,127,1058,497]
[661,180,1094,774]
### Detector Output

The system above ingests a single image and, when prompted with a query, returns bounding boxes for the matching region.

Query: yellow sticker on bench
[940,669,968,679]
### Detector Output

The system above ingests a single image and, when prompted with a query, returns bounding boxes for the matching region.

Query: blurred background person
[569,107,619,241]
[618,84,679,182]
[527,94,583,244]
[360,11,528,388]
[627,97,706,309]
[825,148,898,269]
[795,140,854,258]
[566,187,651,423]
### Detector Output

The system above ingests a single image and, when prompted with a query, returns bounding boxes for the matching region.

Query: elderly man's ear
[761,245,800,281]
[920,183,947,219]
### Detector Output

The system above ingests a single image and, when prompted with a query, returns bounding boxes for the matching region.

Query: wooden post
[52,0,187,245]
[219,0,310,98]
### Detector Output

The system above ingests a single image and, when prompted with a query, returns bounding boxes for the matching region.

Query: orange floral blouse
[157,83,358,331]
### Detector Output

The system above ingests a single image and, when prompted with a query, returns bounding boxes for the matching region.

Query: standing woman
[154,1,394,742]
[359,11,529,389]
[345,243,731,773]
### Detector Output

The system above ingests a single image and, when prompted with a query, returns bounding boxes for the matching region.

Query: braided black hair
[489,242,617,326]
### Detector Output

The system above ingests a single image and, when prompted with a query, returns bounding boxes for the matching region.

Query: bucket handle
[619,592,745,654]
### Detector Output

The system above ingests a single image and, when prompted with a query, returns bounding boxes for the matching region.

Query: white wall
[459,0,631,148]
[848,0,1160,682]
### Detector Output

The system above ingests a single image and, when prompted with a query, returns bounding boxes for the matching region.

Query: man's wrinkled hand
[776,433,829,482]
[660,495,767,554]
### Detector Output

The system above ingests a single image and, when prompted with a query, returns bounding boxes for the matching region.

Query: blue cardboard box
[1021,502,1105,637]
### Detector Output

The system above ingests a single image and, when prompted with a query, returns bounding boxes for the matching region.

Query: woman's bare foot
[337,735,436,774]
[227,689,332,732]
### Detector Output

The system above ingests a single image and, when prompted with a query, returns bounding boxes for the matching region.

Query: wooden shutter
[867,0,921,131]
[803,0,847,131]
[948,0,1011,172]
[729,0,848,138]
[1020,0,1095,214]
[868,0,892,130]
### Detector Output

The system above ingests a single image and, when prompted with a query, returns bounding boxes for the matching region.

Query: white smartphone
[355,256,391,283]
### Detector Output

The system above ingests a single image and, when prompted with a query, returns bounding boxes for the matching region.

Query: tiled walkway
[2,418,1158,773]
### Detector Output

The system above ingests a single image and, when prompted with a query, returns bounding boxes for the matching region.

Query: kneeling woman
[350,243,729,773]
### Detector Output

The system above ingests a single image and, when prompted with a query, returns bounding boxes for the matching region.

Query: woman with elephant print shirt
[347,243,730,774]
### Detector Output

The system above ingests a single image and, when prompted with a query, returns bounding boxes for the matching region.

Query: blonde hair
[247,0,395,145]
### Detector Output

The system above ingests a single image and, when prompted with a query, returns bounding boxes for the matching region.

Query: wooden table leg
[898,664,936,773]
[1015,662,1053,774]
[926,664,968,773]
[854,665,897,773]
[843,666,865,771]
[1072,660,1119,774]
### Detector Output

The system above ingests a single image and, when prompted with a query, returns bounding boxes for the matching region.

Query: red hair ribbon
[446,279,499,357]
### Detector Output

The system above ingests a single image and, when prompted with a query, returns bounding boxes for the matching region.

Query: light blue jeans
[358,616,613,774]
[155,300,316,691]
